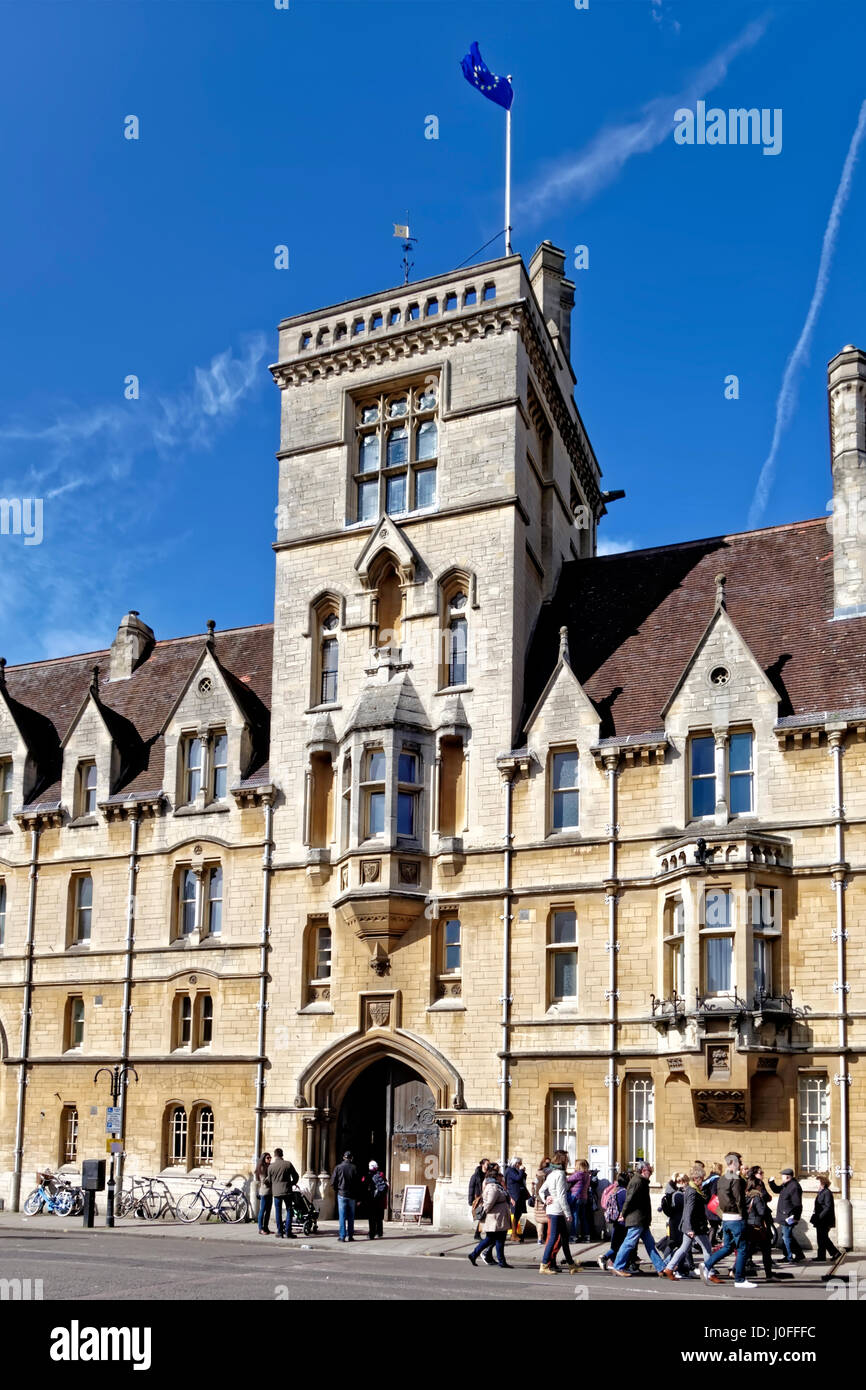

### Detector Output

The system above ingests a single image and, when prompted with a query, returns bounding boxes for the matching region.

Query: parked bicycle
[22,1171,81,1217]
[175,1175,246,1224]
[116,1175,178,1221]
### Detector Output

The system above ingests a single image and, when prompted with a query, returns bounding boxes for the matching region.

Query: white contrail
[748,99,866,528]
[518,16,769,214]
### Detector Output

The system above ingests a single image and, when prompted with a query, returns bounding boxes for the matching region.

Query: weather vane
[393,217,417,285]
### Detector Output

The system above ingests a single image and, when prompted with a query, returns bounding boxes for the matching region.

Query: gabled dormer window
[551,749,579,831]
[729,731,753,814]
[0,760,11,824]
[182,737,203,804]
[76,760,97,817]
[211,733,228,800]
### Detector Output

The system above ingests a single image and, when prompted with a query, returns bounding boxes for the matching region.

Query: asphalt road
[0,1227,845,1302]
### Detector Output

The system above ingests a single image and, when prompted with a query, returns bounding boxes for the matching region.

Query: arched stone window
[165,1104,188,1167]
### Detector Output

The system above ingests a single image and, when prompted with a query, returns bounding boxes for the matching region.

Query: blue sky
[0,0,864,663]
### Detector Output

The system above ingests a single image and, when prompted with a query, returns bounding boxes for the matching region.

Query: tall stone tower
[829,344,866,618]
[263,244,604,1221]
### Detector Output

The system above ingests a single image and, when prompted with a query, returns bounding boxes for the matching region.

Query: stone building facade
[0,246,864,1239]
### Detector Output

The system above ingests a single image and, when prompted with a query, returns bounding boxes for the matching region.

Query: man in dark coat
[330,1150,360,1242]
[700,1151,752,1286]
[811,1176,841,1262]
[770,1167,805,1262]
[611,1163,667,1275]
[268,1148,299,1239]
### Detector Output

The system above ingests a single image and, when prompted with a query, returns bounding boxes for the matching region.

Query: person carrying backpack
[597,1172,629,1271]
[365,1160,389,1240]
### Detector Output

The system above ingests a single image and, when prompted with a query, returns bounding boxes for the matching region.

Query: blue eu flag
[461,41,513,111]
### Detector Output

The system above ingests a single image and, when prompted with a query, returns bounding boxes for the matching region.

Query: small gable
[662,605,779,731]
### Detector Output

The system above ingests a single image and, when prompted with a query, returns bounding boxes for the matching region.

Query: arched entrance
[336,1058,438,1216]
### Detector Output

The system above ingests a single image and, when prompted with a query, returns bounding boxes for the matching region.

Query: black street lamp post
[93,1064,139,1227]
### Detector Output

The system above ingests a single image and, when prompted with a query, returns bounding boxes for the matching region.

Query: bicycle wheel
[218,1190,246,1224]
[22,1190,44,1215]
[116,1190,136,1218]
[175,1191,205,1224]
[53,1189,75,1217]
[140,1191,165,1221]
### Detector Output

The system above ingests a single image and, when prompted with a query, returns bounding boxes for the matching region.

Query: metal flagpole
[505,78,512,254]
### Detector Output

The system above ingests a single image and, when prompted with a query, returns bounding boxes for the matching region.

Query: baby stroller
[291,1188,319,1235]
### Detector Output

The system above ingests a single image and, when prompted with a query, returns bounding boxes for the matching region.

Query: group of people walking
[466,1149,842,1281]
[254,1149,389,1241]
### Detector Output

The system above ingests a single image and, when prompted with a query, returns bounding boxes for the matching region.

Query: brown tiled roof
[524,518,866,739]
[3,624,273,805]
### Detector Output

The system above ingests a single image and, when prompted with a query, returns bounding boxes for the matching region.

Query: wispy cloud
[518,16,768,216]
[0,334,267,489]
[597,536,635,556]
[0,335,268,660]
[748,101,866,528]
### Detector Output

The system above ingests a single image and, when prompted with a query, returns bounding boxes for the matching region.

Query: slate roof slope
[3,624,274,806]
[523,518,866,740]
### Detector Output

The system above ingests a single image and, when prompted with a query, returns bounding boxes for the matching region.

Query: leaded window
[354,381,439,522]
[447,591,468,687]
[315,926,332,979]
[798,1076,830,1173]
[627,1076,654,1165]
[74,875,92,943]
[169,1106,187,1165]
[729,731,754,814]
[691,734,715,817]
[211,733,228,800]
[0,761,11,824]
[548,908,578,1003]
[195,1106,214,1167]
[550,1090,577,1166]
[551,749,579,830]
[183,737,203,803]
[206,866,222,937]
[397,749,420,837]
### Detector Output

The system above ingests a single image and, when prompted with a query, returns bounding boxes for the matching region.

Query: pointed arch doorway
[336,1058,438,1217]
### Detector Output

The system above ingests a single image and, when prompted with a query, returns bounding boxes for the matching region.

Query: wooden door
[389,1068,437,1216]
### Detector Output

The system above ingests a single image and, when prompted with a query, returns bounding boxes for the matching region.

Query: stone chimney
[528,241,575,360]
[108,611,155,681]
[828,345,866,618]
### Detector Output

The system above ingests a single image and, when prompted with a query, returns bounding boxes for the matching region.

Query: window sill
[174,802,230,817]
[434,684,473,697]
[305,703,342,715]
[66,942,91,953]
[547,1001,580,1016]
[68,815,99,829]
[298,1003,335,1015]
[546,829,582,841]
[427,999,466,1012]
